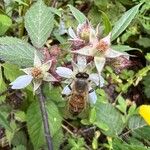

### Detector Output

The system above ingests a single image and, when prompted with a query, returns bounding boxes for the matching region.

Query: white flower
[10,51,57,91]
[56,58,103,104]
[72,32,129,76]
[68,20,97,44]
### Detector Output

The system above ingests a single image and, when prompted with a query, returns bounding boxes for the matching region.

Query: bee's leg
[61,84,72,97]
[88,87,97,104]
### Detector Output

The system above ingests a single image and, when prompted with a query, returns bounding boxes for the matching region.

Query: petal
[61,84,72,96]
[89,88,97,104]
[77,21,87,34]
[90,28,98,45]
[68,27,77,39]
[72,61,79,74]
[99,74,105,87]
[21,68,33,75]
[10,75,33,89]
[72,46,94,56]
[43,73,57,82]
[83,61,94,73]
[33,79,42,91]
[96,24,103,38]
[89,73,99,86]
[41,60,52,72]
[106,49,129,58]
[94,56,106,74]
[101,32,111,46]
[34,51,42,67]
[56,67,73,78]
[76,55,87,71]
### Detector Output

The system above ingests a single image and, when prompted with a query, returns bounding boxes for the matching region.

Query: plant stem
[37,87,53,150]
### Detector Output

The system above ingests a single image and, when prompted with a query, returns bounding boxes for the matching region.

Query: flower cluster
[71,27,129,76]
[10,20,130,104]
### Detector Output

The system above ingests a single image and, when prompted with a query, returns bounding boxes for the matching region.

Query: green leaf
[49,7,61,17]
[0,112,12,131]
[111,45,140,52]
[5,121,17,145]
[43,85,63,103]
[27,100,62,149]
[113,138,150,150]
[0,37,39,67]
[2,63,22,81]
[68,5,87,24]
[136,37,150,48]
[52,129,64,150]
[143,73,150,98]
[0,67,7,103]
[116,95,127,114]
[25,0,54,48]
[89,107,96,123]
[12,131,27,147]
[100,10,112,34]
[111,3,142,41]
[132,126,150,141]
[14,0,28,6]
[95,102,124,137]
[94,121,109,131]
[12,145,26,150]
[14,111,26,122]
[0,14,12,36]
[128,116,150,141]
[128,115,146,130]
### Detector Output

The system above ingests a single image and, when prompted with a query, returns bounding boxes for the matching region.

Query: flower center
[80,28,90,42]
[31,68,43,79]
[97,40,109,52]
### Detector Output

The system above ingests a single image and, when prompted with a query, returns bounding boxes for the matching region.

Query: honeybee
[68,72,89,115]
[60,59,98,116]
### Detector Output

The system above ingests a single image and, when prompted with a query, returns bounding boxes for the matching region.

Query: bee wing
[88,87,97,104]
[61,84,72,97]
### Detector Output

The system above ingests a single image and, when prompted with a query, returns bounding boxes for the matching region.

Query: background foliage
[0,0,150,149]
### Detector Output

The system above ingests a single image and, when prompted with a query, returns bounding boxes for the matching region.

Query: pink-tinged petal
[10,75,33,89]
[101,32,111,47]
[56,67,73,78]
[89,87,97,104]
[41,60,52,72]
[33,79,42,92]
[68,27,77,39]
[21,68,33,75]
[89,73,99,86]
[77,21,87,34]
[105,48,129,58]
[61,85,72,96]
[94,56,106,74]
[43,73,57,82]
[72,46,94,56]
[34,51,42,67]
[90,28,98,45]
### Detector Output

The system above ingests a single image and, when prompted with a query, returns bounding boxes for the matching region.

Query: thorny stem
[37,86,53,150]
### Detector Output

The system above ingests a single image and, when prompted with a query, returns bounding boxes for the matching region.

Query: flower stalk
[37,86,53,150]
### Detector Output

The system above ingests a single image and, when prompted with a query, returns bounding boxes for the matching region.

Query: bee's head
[75,72,89,79]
